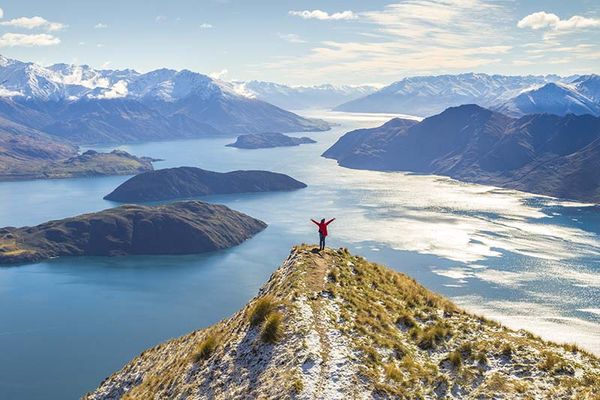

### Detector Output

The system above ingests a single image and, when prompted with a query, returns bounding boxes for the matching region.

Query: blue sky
[0,0,599,85]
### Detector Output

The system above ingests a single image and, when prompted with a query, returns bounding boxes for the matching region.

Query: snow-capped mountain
[0,55,249,102]
[333,73,600,117]
[0,55,329,144]
[573,74,600,102]
[236,81,378,110]
[495,82,600,117]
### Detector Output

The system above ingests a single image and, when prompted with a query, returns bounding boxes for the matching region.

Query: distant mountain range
[0,55,329,145]
[324,104,600,203]
[335,73,600,118]
[235,81,377,110]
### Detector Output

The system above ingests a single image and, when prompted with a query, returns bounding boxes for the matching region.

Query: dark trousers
[319,232,326,250]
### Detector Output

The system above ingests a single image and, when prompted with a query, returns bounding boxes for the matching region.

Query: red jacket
[311,218,335,236]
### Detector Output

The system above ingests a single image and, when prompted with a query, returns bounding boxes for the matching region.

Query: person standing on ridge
[311,217,335,251]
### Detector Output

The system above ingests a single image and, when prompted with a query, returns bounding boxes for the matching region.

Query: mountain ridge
[334,73,599,117]
[84,246,600,399]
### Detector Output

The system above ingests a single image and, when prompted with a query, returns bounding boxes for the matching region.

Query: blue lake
[1,111,599,399]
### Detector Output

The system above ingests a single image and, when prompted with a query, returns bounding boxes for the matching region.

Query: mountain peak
[85,246,600,399]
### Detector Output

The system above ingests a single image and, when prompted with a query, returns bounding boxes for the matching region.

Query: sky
[0,0,599,86]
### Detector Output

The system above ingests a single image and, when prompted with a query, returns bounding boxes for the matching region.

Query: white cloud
[0,8,3,18]
[209,69,228,80]
[289,10,357,21]
[265,1,513,82]
[0,33,60,47]
[155,15,167,23]
[518,11,600,31]
[278,33,306,43]
[200,23,213,29]
[101,61,111,68]
[94,23,108,29]
[0,16,66,32]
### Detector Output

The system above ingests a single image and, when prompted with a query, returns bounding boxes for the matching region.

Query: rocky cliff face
[0,201,266,265]
[85,246,600,399]
[104,167,307,202]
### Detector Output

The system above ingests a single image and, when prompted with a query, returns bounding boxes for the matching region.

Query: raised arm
[310,219,319,225]
[326,218,336,225]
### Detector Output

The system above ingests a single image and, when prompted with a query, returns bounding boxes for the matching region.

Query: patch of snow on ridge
[95,80,129,99]
[295,296,322,399]
[321,300,366,399]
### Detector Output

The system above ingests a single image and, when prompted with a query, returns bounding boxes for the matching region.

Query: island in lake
[227,132,316,149]
[85,246,600,399]
[104,166,307,202]
[324,104,600,204]
[0,201,266,265]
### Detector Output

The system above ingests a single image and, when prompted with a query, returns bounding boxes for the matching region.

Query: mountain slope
[322,117,419,169]
[0,112,155,180]
[323,105,600,203]
[0,149,153,181]
[495,82,600,117]
[573,74,600,102]
[85,246,600,399]
[0,115,77,173]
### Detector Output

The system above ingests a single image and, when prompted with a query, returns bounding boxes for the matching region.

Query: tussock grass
[447,350,462,368]
[260,311,283,344]
[475,351,488,366]
[384,363,403,382]
[500,343,513,358]
[414,321,452,350]
[395,311,416,329]
[192,334,218,362]
[249,295,277,326]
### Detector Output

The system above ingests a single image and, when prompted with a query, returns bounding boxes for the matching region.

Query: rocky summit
[0,201,266,265]
[85,246,599,399]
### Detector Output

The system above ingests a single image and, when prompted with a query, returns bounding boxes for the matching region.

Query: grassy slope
[85,246,600,399]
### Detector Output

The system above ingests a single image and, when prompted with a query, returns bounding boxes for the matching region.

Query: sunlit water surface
[0,110,599,399]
